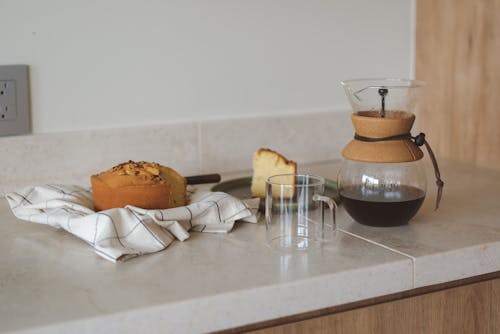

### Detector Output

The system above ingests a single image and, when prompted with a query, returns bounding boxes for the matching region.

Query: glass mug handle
[313,194,337,231]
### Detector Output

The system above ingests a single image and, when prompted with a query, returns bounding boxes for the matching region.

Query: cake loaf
[91,160,187,211]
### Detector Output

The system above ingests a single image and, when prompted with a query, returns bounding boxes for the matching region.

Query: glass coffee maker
[337,78,444,227]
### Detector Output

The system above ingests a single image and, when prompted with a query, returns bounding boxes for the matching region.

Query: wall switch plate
[0,65,30,136]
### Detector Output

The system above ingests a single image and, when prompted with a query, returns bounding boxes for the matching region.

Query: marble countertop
[1,159,500,333]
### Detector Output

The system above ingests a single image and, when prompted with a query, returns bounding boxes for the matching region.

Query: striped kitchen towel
[5,184,259,262]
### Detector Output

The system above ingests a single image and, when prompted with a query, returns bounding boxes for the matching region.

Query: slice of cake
[251,148,297,198]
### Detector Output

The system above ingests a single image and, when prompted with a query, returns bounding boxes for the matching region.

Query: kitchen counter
[1,159,500,333]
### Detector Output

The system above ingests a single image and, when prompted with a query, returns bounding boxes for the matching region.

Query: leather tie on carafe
[354,132,444,210]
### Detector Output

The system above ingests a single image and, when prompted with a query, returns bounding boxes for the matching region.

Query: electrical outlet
[0,80,17,121]
[0,65,30,136]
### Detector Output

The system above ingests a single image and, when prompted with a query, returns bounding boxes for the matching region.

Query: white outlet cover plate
[0,65,30,136]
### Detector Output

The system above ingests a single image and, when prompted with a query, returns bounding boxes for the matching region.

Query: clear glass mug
[265,174,337,250]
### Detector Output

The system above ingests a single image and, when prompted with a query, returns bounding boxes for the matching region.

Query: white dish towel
[5,184,259,262]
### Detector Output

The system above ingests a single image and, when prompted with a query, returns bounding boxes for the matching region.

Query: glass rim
[265,174,325,187]
[340,78,426,88]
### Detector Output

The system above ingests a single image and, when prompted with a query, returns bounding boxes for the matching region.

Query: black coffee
[340,185,425,227]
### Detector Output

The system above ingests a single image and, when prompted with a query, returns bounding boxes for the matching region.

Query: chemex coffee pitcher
[337,78,444,227]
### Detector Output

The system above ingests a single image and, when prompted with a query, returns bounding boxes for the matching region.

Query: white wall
[0,0,413,134]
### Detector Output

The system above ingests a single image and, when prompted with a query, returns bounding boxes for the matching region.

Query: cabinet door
[248,279,499,334]
[416,0,500,170]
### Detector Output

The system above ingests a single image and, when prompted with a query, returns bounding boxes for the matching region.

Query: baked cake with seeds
[91,160,187,211]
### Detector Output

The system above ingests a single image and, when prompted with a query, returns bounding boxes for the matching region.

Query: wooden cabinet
[247,279,500,334]
[218,274,500,334]
[416,0,500,170]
